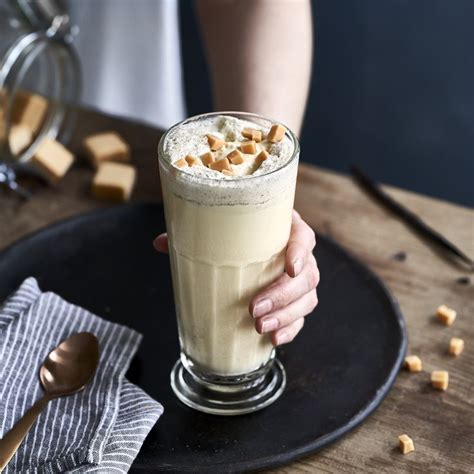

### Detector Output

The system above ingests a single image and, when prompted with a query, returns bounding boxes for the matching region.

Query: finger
[153,233,169,253]
[255,289,318,335]
[285,212,316,278]
[272,317,305,346]
[250,255,319,318]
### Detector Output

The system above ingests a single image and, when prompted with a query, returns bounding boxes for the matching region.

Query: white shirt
[66,0,186,129]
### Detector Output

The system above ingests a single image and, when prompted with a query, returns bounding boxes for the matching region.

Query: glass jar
[0,0,81,168]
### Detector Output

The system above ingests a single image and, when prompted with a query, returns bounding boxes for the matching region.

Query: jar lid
[14,0,78,42]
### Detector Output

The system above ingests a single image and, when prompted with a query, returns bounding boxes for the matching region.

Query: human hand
[153,210,319,346]
[249,210,318,345]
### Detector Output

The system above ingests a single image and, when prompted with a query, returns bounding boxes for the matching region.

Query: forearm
[195,0,313,135]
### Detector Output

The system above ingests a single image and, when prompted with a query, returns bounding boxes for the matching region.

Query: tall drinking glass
[158,112,299,415]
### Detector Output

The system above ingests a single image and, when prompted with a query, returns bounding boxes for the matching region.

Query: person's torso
[66,0,186,129]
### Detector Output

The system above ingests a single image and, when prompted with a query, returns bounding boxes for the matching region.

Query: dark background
[179,0,474,207]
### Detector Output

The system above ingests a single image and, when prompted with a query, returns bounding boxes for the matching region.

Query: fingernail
[275,331,290,345]
[261,317,279,333]
[253,299,272,318]
[292,258,303,276]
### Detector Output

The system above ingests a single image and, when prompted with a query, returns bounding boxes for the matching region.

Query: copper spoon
[0,332,100,471]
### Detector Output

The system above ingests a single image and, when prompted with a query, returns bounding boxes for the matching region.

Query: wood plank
[1,108,472,472]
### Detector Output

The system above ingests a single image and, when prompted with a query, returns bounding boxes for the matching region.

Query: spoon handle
[0,396,50,471]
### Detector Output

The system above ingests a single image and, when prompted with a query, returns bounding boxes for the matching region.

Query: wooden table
[1,109,473,473]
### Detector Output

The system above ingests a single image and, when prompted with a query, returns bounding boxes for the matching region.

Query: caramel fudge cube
[227,149,244,165]
[449,337,464,356]
[209,157,231,172]
[0,88,8,141]
[184,155,202,167]
[255,150,269,164]
[31,138,74,184]
[222,169,234,176]
[83,132,130,167]
[404,355,422,372]
[240,140,257,154]
[242,128,263,142]
[0,119,5,142]
[12,91,48,134]
[201,151,215,166]
[206,134,225,151]
[398,434,414,454]
[92,162,136,202]
[437,305,456,326]
[9,124,33,155]
[267,124,286,143]
[431,370,449,391]
[174,158,188,168]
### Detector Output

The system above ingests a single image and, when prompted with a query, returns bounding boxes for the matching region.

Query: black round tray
[0,202,407,473]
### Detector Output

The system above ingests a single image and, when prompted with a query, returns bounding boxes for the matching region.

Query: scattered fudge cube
[9,124,33,155]
[404,355,422,372]
[431,370,449,391]
[436,305,456,326]
[449,337,464,356]
[92,162,136,202]
[83,131,130,167]
[31,138,74,184]
[398,434,415,454]
[12,91,48,135]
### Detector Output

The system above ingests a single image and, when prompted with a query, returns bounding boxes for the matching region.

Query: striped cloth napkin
[0,278,163,473]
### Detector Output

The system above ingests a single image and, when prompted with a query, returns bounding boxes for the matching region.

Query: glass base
[170,358,286,416]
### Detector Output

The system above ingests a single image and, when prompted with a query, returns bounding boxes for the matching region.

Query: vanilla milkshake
[158,112,299,415]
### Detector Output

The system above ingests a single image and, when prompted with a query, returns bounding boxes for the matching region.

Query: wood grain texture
[1,108,473,473]
[277,165,474,473]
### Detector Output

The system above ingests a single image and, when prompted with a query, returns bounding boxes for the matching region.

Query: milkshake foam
[161,114,296,207]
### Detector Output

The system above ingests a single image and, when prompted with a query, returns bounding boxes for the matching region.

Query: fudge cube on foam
[201,151,215,166]
[267,124,286,143]
[240,140,257,154]
[227,149,244,165]
[209,157,232,172]
[242,128,262,142]
[206,134,225,151]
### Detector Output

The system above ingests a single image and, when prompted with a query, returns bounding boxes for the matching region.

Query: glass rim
[158,111,300,184]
